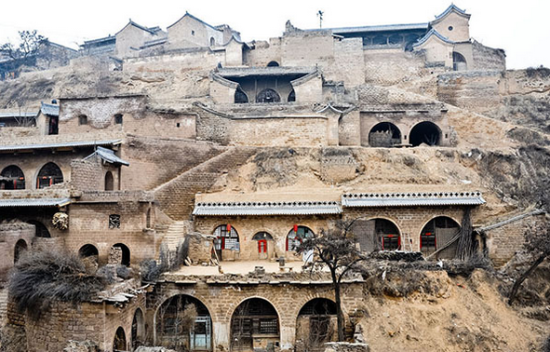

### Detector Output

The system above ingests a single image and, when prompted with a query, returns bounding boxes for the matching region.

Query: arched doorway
[156,295,212,351]
[368,122,402,147]
[235,88,249,104]
[79,244,99,270]
[231,298,279,351]
[14,239,28,264]
[420,216,461,259]
[256,89,281,103]
[210,37,216,47]
[453,52,467,71]
[27,220,51,238]
[213,225,239,261]
[267,61,280,67]
[105,171,114,191]
[288,90,296,102]
[252,232,274,260]
[79,244,99,258]
[132,308,146,350]
[350,218,401,252]
[1,165,25,190]
[409,122,441,147]
[286,226,314,252]
[110,243,130,266]
[37,162,63,189]
[113,327,127,351]
[296,299,337,352]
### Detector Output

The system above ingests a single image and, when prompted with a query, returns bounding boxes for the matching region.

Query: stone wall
[148,280,364,351]
[25,291,146,352]
[472,40,506,71]
[0,224,34,279]
[71,158,120,191]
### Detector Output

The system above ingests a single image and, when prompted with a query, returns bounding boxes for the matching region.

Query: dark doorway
[105,171,114,191]
[132,308,145,350]
[14,239,28,264]
[111,243,130,266]
[351,218,401,252]
[28,220,51,238]
[368,122,402,147]
[235,88,249,103]
[48,116,58,135]
[113,327,127,351]
[453,52,467,71]
[409,122,441,147]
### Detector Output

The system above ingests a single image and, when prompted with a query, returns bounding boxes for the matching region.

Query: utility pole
[317,10,324,28]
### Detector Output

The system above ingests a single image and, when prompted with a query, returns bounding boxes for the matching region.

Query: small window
[109,214,121,229]
[176,123,181,128]
[78,115,88,125]
[191,30,195,36]
[114,114,123,125]
[267,61,280,67]
[210,37,215,46]
[448,26,454,31]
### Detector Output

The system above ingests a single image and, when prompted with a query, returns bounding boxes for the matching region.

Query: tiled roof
[432,4,470,24]
[193,201,342,216]
[342,192,485,207]
[82,35,116,46]
[0,111,37,119]
[327,22,429,34]
[167,12,223,31]
[413,28,455,48]
[40,102,59,116]
[0,198,71,208]
[217,66,315,78]
[0,139,122,152]
[84,146,129,166]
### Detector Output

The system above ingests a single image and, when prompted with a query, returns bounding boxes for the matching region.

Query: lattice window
[109,214,121,229]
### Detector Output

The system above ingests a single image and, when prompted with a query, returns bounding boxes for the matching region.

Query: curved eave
[413,29,455,48]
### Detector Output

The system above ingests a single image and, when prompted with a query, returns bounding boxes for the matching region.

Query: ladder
[401,232,413,252]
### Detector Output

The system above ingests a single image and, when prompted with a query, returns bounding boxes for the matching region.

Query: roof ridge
[413,28,455,47]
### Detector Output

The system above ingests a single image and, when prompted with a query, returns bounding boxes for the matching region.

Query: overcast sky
[0,0,547,69]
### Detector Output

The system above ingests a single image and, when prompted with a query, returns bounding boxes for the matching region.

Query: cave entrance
[409,121,441,147]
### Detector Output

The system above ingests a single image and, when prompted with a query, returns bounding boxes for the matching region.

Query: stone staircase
[154,146,257,220]
[161,220,185,253]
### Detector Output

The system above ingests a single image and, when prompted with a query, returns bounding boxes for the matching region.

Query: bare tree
[508,223,550,305]
[297,221,366,341]
[1,30,48,60]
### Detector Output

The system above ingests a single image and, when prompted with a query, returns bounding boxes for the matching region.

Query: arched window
[235,88,249,104]
[409,121,442,147]
[368,122,402,147]
[297,298,337,350]
[1,165,25,190]
[111,243,130,266]
[420,217,460,258]
[350,218,401,252]
[256,88,281,103]
[267,61,280,67]
[37,162,63,189]
[231,298,279,351]
[14,239,27,264]
[114,114,123,125]
[213,225,239,261]
[105,171,114,191]
[113,327,127,351]
[156,295,212,351]
[288,90,296,102]
[453,52,467,71]
[132,308,146,350]
[210,37,216,46]
[287,226,314,251]
[79,244,99,258]
[28,220,51,238]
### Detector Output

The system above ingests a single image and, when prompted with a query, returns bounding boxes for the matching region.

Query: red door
[258,240,268,259]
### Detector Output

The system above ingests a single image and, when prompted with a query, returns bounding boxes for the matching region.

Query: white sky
[0,0,548,69]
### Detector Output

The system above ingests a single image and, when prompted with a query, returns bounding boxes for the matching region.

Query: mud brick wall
[0,226,34,280]
[485,213,547,267]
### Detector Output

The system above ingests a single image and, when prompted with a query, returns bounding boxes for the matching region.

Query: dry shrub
[9,249,105,318]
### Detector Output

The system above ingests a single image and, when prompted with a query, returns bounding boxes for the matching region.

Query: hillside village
[0,4,549,352]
